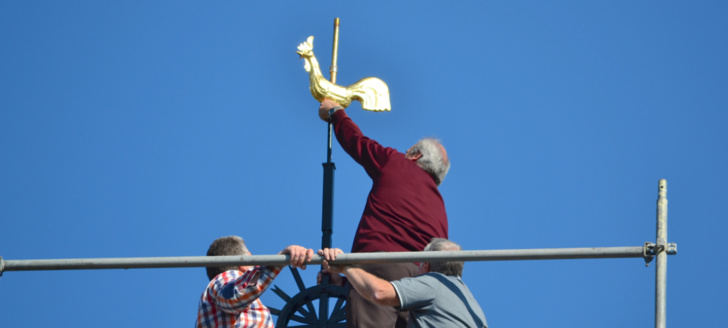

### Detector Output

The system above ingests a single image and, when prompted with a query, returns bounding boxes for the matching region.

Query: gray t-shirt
[391,272,488,328]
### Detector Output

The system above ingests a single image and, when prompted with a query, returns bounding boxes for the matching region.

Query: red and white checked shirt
[196,266,282,328]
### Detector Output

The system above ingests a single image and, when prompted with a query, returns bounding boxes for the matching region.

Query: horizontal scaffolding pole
[1,245,667,273]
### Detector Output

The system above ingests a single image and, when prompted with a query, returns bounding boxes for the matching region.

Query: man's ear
[407,152,423,161]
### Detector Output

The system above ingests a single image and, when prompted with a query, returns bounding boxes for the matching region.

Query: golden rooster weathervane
[297,35,391,111]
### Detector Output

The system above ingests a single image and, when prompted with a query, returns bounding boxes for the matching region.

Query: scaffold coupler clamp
[643,242,655,266]
[643,242,678,267]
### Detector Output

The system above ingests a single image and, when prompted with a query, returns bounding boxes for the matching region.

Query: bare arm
[342,266,400,307]
[319,248,400,307]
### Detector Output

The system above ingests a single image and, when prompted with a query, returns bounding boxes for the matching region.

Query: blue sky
[1,1,725,327]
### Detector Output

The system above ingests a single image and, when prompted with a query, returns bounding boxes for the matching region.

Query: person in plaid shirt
[196,236,314,328]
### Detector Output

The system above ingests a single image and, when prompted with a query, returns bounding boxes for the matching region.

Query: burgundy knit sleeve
[331,110,396,178]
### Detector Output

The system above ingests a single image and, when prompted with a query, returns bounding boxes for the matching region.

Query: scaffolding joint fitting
[643,242,654,266]
[643,242,678,266]
[666,243,677,255]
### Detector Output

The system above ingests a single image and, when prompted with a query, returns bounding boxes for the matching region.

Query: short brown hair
[205,236,249,280]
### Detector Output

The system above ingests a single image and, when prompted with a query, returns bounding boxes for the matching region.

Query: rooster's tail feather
[350,77,391,111]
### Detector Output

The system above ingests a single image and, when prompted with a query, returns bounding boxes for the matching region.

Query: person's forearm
[343,267,400,306]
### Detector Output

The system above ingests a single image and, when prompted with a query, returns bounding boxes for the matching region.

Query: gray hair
[407,138,450,186]
[424,238,464,277]
[206,235,250,280]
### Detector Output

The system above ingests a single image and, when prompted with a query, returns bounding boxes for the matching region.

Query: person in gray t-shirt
[320,238,488,328]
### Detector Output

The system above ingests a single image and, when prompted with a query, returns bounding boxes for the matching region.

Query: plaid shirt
[196,266,282,328]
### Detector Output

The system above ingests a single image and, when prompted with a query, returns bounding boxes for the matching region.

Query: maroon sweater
[331,110,448,253]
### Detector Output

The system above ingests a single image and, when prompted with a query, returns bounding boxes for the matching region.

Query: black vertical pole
[322,122,335,250]
[318,112,336,328]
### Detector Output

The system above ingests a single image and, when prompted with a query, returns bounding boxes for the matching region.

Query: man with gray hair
[319,238,488,328]
[318,99,451,328]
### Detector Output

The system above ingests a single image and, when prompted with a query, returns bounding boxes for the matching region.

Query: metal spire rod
[1,245,667,273]
[321,17,340,251]
[319,18,341,326]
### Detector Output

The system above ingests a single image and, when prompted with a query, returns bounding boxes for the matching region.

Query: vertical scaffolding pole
[655,179,668,328]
